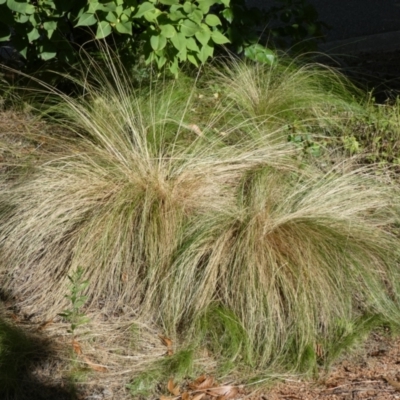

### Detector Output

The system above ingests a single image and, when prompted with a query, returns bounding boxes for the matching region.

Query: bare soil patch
[258,331,400,400]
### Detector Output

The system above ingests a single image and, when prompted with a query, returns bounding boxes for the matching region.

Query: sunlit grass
[0,53,400,381]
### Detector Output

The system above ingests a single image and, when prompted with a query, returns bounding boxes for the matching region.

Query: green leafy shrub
[0,0,327,76]
[267,0,329,52]
[0,0,253,75]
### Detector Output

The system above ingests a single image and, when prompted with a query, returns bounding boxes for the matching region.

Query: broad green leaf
[195,29,210,46]
[211,30,229,44]
[183,1,196,14]
[145,51,155,65]
[115,4,124,16]
[170,4,182,12]
[156,54,167,68]
[0,0,6,4]
[170,31,186,51]
[106,11,118,23]
[97,2,117,12]
[198,43,213,63]
[121,8,132,18]
[43,21,57,31]
[221,8,233,23]
[185,36,199,52]
[205,14,221,26]
[134,2,155,18]
[75,13,97,27]
[161,24,176,38]
[40,50,57,60]
[144,10,159,22]
[27,27,40,42]
[180,19,199,36]
[187,53,199,67]
[96,20,112,39]
[220,0,230,6]
[115,21,132,34]
[46,29,55,39]
[159,0,179,4]
[28,13,40,25]
[177,44,187,61]
[189,9,203,24]
[169,58,179,77]
[197,0,216,14]
[6,0,35,14]
[88,1,100,14]
[169,8,185,21]
[16,14,29,23]
[120,13,129,22]
[244,44,276,65]
[150,33,167,51]
[256,49,276,65]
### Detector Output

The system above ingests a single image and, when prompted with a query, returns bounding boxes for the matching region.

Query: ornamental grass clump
[210,56,365,138]
[1,54,400,375]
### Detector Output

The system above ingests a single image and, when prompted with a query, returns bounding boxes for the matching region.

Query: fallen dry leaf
[82,355,108,372]
[72,339,82,355]
[207,385,238,399]
[167,379,180,396]
[159,396,177,400]
[181,392,190,400]
[384,376,400,391]
[189,375,214,390]
[187,123,203,136]
[10,313,19,322]
[159,334,174,355]
[159,334,173,348]
[37,319,53,331]
[192,393,206,400]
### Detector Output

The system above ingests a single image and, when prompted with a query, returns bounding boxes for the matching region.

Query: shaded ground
[4,309,400,400]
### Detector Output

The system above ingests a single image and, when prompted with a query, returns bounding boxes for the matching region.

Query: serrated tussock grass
[208,56,366,137]
[1,55,400,375]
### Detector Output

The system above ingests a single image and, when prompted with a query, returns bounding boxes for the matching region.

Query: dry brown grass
[1,56,400,398]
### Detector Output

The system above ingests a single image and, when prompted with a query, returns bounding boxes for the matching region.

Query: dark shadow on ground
[0,289,75,400]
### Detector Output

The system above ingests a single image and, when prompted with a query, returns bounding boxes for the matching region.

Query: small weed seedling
[59,267,90,340]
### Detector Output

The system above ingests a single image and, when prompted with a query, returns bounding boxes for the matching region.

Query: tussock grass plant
[1,53,400,380]
[208,56,366,137]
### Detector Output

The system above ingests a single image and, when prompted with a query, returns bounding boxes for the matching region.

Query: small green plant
[127,348,194,397]
[58,267,90,339]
